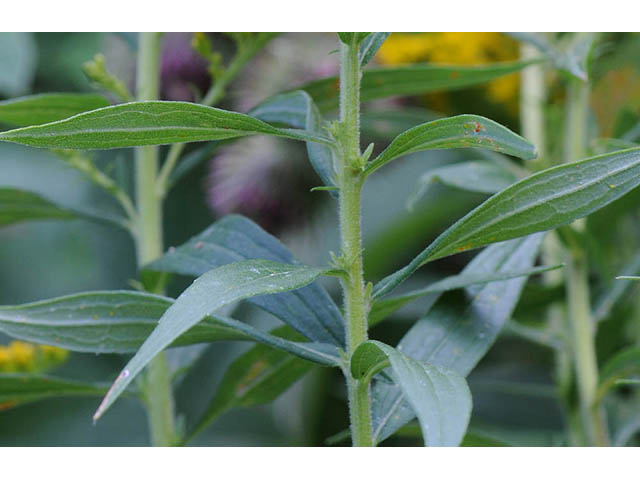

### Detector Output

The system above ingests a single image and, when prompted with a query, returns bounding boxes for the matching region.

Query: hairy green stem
[134,32,177,447]
[564,78,608,446]
[338,37,373,447]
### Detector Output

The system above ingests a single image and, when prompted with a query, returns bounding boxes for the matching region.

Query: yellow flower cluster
[376,33,520,108]
[0,341,68,373]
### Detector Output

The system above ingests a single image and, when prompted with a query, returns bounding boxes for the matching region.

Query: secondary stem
[564,78,608,446]
[134,32,177,447]
[338,37,373,447]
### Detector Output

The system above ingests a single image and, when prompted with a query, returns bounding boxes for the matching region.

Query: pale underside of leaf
[370,234,544,443]
[93,259,331,421]
[147,214,345,346]
[352,341,472,446]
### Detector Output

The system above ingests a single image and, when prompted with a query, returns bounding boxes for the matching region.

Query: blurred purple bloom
[161,32,211,101]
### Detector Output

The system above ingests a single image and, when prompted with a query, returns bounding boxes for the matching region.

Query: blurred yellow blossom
[376,33,520,109]
[0,341,68,373]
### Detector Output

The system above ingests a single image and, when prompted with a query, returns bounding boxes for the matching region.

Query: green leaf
[370,263,562,327]
[365,115,536,176]
[0,373,109,410]
[147,215,345,346]
[0,290,340,366]
[186,326,316,443]
[250,91,337,193]
[370,234,543,443]
[0,101,331,150]
[298,60,539,113]
[337,33,371,45]
[406,160,518,211]
[374,147,640,298]
[0,188,76,227]
[0,93,110,127]
[94,259,331,421]
[0,33,37,96]
[359,33,390,67]
[352,341,472,447]
[596,348,640,403]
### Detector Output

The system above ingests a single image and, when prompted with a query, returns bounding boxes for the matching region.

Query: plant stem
[520,42,547,169]
[563,78,608,446]
[520,40,580,442]
[338,37,373,447]
[134,32,177,447]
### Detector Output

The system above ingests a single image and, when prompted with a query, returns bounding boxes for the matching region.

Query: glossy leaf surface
[352,341,471,446]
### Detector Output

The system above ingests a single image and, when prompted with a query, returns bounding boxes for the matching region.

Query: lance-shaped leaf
[370,263,562,326]
[371,234,543,444]
[147,215,345,346]
[407,160,518,211]
[0,93,110,127]
[359,33,390,67]
[250,91,337,193]
[185,326,316,443]
[0,290,340,366]
[374,147,640,298]
[352,341,472,447]
[0,373,110,410]
[299,60,538,113]
[596,348,640,403]
[0,101,331,150]
[365,115,536,176]
[94,259,331,421]
[0,188,76,227]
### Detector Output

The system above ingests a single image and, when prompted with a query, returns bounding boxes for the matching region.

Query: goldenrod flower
[377,33,520,109]
[0,341,68,374]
